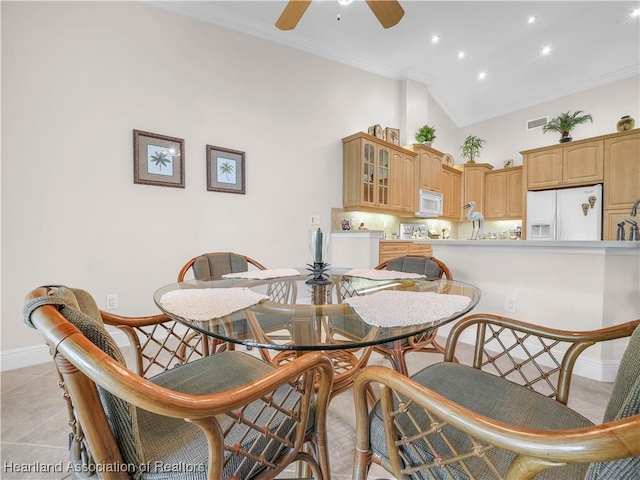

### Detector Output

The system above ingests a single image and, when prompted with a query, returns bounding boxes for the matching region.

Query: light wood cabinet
[603,131,639,211]
[343,133,417,214]
[523,139,604,190]
[603,210,632,241]
[484,166,523,219]
[379,241,433,264]
[602,130,640,240]
[462,163,493,215]
[407,144,442,192]
[389,151,417,213]
[440,166,462,219]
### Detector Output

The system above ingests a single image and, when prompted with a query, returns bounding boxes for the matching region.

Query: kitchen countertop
[410,239,640,249]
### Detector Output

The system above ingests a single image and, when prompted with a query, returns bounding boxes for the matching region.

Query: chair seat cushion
[137,351,307,479]
[370,362,594,480]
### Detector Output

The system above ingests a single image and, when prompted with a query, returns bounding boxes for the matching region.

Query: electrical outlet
[505,296,517,313]
[310,215,320,225]
[106,294,118,310]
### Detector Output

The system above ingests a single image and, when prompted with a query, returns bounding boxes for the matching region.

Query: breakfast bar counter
[416,239,639,381]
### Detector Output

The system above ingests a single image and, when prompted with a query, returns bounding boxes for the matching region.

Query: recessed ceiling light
[336,0,354,5]
[458,51,466,59]
[631,8,640,17]
[431,35,440,43]
[527,15,537,24]
[478,71,487,80]
[541,46,552,55]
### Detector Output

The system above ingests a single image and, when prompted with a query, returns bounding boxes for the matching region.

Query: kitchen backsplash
[331,207,521,240]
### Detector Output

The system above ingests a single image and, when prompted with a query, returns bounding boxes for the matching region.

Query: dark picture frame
[133,130,185,188]
[206,145,245,194]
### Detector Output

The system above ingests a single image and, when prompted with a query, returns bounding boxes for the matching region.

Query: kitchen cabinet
[379,241,433,264]
[343,132,417,214]
[407,143,442,192]
[602,130,639,240]
[603,210,632,241]
[440,165,462,219]
[390,150,416,213]
[603,130,639,211]
[462,163,493,215]
[523,139,604,190]
[484,166,523,219]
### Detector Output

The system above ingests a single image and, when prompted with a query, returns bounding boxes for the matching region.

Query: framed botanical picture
[133,130,185,188]
[206,145,245,194]
[385,127,400,145]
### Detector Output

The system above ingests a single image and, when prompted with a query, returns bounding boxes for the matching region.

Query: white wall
[425,92,460,158]
[458,75,640,167]
[1,1,400,353]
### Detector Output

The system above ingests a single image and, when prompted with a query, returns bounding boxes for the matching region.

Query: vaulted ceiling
[153,1,640,126]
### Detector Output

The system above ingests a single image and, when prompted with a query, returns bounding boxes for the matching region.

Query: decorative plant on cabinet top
[460,135,485,163]
[415,125,436,146]
[542,110,593,143]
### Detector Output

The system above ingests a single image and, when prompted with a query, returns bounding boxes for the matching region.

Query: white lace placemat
[343,268,426,280]
[221,268,300,280]
[343,290,471,327]
[160,288,268,321]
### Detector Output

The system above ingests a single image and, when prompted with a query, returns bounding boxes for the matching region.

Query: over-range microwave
[415,189,443,218]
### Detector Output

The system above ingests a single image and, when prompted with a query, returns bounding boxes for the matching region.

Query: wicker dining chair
[352,313,640,480]
[24,285,333,480]
[178,251,297,349]
[372,255,453,375]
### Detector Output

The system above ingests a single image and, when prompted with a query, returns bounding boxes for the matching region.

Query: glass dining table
[153,267,481,353]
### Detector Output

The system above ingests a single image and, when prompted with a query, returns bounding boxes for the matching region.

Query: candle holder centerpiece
[306,228,330,285]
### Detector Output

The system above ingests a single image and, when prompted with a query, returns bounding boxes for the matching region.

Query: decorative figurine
[464,201,485,240]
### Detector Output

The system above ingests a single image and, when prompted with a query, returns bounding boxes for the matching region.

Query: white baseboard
[3,326,620,382]
[1,330,130,372]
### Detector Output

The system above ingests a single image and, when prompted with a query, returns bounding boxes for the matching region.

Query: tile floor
[1,339,614,480]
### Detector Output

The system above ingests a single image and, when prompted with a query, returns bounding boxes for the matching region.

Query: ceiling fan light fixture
[336,0,354,5]
[631,8,640,17]
[527,15,537,24]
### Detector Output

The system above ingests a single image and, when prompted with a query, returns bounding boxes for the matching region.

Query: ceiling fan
[276,0,404,31]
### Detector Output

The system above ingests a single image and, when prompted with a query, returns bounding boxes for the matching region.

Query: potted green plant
[415,125,436,146]
[460,135,485,163]
[542,110,593,143]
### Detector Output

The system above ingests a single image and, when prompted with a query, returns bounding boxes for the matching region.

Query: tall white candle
[315,228,323,263]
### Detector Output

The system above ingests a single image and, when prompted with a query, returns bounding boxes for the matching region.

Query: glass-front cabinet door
[362,142,375,204]
[377,147,390,207]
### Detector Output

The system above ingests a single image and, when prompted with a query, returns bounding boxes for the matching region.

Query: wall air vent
[527,116,548,130]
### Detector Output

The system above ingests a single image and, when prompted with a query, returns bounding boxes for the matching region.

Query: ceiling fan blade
[276,0,312,30]
[365,0,404,29]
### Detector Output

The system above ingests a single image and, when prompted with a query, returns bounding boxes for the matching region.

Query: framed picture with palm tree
[206,145,245,194]
[133,130,185,188]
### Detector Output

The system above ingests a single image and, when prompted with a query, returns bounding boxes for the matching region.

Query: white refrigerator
[526,184,602,241]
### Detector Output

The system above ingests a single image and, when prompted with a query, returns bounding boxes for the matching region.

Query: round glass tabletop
[153,269,481,351]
